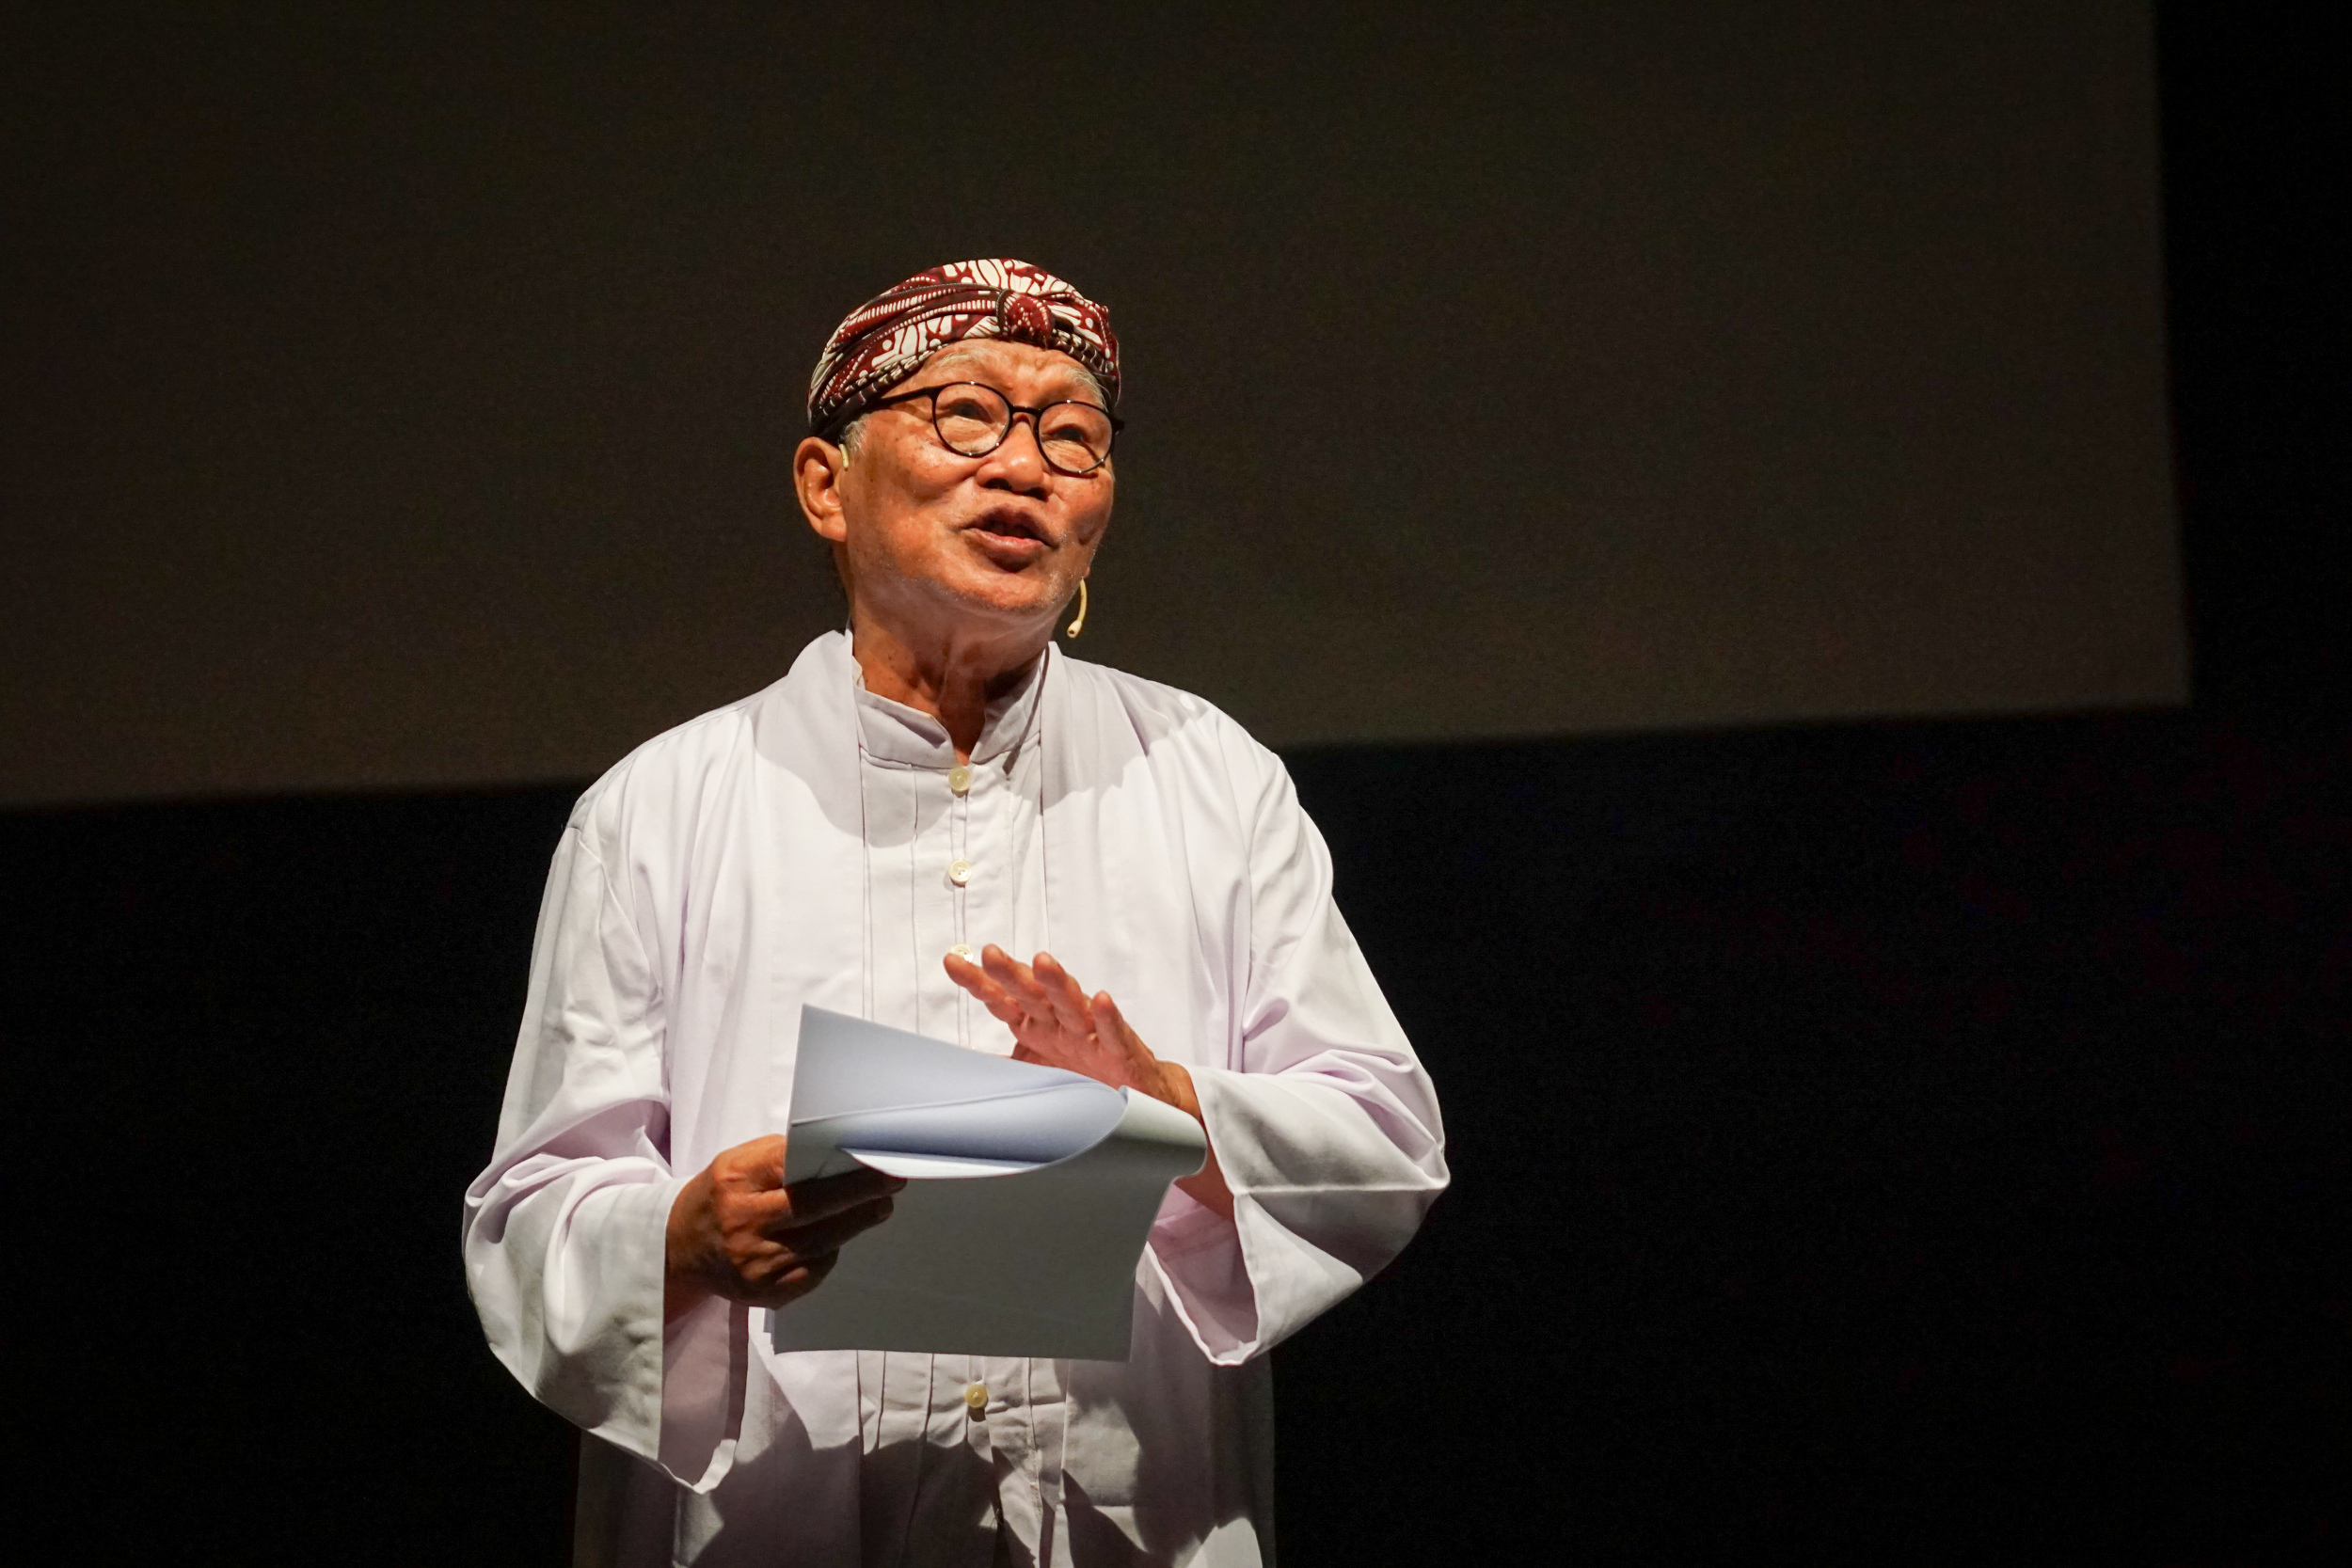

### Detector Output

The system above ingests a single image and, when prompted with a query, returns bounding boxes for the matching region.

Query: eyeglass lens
[930,384,1114,474]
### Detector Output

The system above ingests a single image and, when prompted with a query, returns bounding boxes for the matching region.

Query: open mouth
[965,511,1050,547]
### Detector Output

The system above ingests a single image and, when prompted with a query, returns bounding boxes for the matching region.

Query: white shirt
[465,632,1449,1566]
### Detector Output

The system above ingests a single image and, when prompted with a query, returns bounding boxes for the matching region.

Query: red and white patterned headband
[806,259,1120,436]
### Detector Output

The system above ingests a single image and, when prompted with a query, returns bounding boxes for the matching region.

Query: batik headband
[806,259,1120,436]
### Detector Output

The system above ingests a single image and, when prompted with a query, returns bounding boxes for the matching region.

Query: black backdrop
[3,0,2183,805]
[7,5,2344,1562]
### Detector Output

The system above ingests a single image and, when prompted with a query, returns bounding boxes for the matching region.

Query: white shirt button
[948,943,974,960]
[963,1382,988,1416]
[947,859,974,887]
[948,765,972,796]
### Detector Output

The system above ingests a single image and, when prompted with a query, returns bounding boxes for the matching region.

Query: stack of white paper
[768,1006,1208,1360]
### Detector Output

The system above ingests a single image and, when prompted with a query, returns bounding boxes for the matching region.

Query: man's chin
[930,572,1062,630]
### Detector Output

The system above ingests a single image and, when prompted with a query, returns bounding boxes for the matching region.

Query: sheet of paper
[768,1006,1208,1360]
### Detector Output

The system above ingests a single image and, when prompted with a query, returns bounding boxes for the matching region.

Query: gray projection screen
[2,4,2180,807]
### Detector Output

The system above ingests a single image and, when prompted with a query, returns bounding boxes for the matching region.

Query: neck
[848,609,1048,762]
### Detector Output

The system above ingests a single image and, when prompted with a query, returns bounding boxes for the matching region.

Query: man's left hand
[944,944,1234,1220]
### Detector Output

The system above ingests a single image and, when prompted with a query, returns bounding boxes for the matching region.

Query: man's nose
[978,414,1051,489]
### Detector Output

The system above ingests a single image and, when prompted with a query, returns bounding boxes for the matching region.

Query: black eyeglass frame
[851,381,1124,475]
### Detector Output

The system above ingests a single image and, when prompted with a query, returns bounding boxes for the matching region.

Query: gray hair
[834,411,871,463]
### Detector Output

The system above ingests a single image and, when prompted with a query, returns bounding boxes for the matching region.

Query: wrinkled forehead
[914,341,1108,403]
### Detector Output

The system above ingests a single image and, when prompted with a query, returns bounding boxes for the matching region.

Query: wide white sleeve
[461,821,743,1493]
[1147,750,1450,1362]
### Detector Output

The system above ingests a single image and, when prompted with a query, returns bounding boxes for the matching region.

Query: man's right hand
[664,1135,903,1323]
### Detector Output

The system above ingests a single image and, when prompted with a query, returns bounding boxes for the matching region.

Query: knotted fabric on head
[806,259,1120,437]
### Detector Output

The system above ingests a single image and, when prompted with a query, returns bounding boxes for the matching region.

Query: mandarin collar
[850,643,1048,769]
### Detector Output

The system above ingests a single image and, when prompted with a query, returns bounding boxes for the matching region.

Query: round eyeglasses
[860,381,1121,475]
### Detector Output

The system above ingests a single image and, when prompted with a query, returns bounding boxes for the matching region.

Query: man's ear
[794,436,850,543]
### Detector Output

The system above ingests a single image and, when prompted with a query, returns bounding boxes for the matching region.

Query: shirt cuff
[1145,1150,1261,1362]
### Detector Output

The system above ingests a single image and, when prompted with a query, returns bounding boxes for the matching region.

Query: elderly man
[465,260,1448,1567]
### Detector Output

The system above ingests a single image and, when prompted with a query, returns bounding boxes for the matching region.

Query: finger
[1093,990,1157,1077]
[768,1166,905,1227]
[978,943,1046,1006]
[950,967,1031,1028]
[978,968,1064,1042]
[762,1192,898,1255]
[945,952,1016,1010]
[1096,990,1152,1052]
[728,1180,873,1236]
[1029,952,1097,1036]
[750,1248,840,1309]
[945,948,1009,996]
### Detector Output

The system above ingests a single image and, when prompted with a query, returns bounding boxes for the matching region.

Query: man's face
[800,339,1115,641]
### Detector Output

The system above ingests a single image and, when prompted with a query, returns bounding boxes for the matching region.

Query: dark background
[6,2,2344,1562]
[3,0,2181,805]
